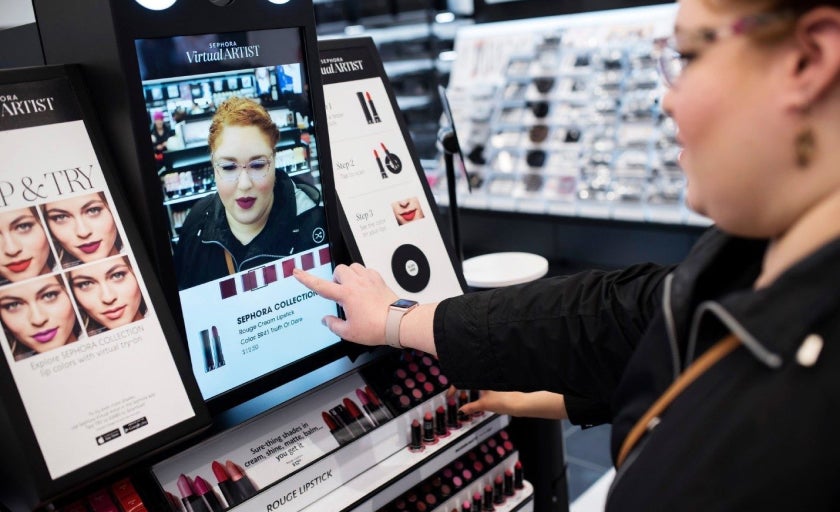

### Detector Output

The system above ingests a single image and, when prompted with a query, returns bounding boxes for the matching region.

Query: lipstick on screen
[211,326,225,368]
[343,397,374,432]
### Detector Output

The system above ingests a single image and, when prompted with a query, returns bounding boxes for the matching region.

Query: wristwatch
[385,299,419,349]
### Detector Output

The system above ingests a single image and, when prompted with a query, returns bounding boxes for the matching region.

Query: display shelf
[313,414,509,511]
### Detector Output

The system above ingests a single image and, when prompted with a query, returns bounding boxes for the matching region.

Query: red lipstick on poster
[212,460,241,507]
[177,474,210,512]
[355,388,380,427]
[212,326,225,368]
[333,404,365,439]
[357,91,374,124]
[194,476,224,512]
[374,150,388,179]
[323,411,353,446]
[343,397,374,432]
[225,460,257,502]
[366,91,381,123]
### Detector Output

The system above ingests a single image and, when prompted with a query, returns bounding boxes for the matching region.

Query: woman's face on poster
[69,257,143,331]
[0,207,52,282]
[0,275,78,354]
[44,193,119,264]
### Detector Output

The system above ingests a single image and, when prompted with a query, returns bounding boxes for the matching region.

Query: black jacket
[173,171,326,290]
[435,228,840,510]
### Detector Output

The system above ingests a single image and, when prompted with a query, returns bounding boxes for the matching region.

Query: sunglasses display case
[435,4,711,227]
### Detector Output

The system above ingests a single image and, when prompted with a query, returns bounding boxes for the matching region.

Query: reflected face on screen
[213,125,276,236]
[44,193,119,263]
[69,257,143,330]
[0,207,52,282]
[0,275,78,355]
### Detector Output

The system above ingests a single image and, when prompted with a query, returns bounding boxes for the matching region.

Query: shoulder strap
[224,250,235,275]
[616,333,741,468]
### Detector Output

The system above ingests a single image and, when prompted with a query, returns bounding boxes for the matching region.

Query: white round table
[462,251,549,288]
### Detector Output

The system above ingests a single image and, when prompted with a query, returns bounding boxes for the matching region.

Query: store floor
[563,420,613,508]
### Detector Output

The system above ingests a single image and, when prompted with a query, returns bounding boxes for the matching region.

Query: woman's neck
[756,186,840,289]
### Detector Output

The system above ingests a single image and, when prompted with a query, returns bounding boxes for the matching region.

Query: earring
[795,127,816,168]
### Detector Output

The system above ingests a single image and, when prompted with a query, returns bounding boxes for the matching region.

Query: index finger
[293,268,343,302]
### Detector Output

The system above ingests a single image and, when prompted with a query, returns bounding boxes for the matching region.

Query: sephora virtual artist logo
[0,94,56,118]
[186,40,261,64]
[320,57,364,75]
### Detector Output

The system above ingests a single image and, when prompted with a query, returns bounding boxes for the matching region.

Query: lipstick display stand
[152,352,531,512]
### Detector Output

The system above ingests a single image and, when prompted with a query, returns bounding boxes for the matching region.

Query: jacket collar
[668,228,840,369]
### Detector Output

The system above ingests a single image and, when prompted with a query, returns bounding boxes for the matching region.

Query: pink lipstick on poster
[343,397,374,432]
[365,91,381,123]
[177,474,210,512]
[355,388,380,427]
[193,476,224,512]
[225,460,257,502]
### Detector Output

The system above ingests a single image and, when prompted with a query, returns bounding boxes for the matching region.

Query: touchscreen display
[134,28,339,401]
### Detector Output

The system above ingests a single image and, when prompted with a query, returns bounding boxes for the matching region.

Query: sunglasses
[527,100,550,118]
[533,76,555,94]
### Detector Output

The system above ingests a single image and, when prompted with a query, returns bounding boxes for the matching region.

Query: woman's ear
[787,7,840,109]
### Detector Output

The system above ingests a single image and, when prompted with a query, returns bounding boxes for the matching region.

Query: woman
[0,206,57,284]
[68,255,146,335]
[296,1,840,508]
[0,274,81,361]
[42,192,122,268]
[151,110,174,169]
[173,96,326,290]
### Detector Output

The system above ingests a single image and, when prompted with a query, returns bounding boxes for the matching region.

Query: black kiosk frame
[34,0,354,415]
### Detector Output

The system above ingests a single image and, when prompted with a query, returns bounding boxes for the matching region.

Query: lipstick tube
[323,411,353,446]
[483,485,494,511]
[435,405,448,437]
[374,150,388,179]
[365,385,393,421]
[366,91,381,123]
[225,460,257,502]
[343,397,374,432]
[333,404,365,438]
[422,411,436,444]
[473,492,483,512]
[446,396,461,430]
[457,390,471,424]
[177,474,210,512]
[357,91,373,124]
[493,475,504,505]
[200,330,214,372]
[409,419,423,452]
[194,476,224,512]
[514,461,524,490]
[212,460,240,507]
[355,388,380,427]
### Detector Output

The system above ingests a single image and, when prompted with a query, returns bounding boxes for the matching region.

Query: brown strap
[616,333,741,468]
[224,250,235,276]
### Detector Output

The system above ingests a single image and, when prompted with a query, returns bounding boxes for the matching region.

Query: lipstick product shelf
[151,353,498,512]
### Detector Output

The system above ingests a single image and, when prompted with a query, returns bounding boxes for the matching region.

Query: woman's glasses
[654,11,792,88]
[213,157,273,183]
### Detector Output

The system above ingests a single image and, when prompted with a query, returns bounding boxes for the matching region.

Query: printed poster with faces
[0,70,202,481]
[319,38,465,303]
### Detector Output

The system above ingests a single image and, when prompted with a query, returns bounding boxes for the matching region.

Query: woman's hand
[458,390,568,420]
[294,263,397,346]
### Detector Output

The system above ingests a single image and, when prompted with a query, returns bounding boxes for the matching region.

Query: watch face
[392,298,419,309]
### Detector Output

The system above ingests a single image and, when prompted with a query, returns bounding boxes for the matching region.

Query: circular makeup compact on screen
[391,244,431,293]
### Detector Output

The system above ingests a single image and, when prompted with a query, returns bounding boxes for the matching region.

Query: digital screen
[134,28,340,402]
